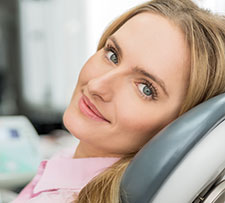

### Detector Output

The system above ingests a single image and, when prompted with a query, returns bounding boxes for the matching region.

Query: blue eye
[137,81,158,100]
[104,44,119,64]
[138,84,153,96]
[106,51,118,64]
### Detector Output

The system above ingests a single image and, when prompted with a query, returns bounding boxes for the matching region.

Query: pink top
[12,148,120,203]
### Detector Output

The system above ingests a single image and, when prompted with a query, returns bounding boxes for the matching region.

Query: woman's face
[63,13,190,157]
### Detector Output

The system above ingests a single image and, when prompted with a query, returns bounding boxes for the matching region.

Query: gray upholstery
[120,93,225,203]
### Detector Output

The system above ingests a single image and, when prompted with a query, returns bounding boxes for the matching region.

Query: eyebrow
[108,36,123,58]
[132,66,169,97]
[108,35,169,97]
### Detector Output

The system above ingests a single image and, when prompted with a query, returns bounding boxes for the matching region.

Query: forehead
[112,12,190,92]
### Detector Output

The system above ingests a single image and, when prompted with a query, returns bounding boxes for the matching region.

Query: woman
[14,0,225,202]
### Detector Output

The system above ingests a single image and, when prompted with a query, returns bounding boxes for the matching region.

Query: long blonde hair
[75,0,225,202]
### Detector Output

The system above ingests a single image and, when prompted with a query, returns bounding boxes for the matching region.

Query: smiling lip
[79,94,110,123]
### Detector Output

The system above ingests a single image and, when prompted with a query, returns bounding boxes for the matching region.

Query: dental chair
[120,93,225,203]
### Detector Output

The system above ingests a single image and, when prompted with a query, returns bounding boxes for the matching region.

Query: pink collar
[33,153,119,194]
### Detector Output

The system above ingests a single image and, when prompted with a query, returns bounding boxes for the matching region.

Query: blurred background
[0,0,224,201]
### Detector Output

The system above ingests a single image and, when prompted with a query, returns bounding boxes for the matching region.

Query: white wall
[19,0,87,112]
[195,0,225,14]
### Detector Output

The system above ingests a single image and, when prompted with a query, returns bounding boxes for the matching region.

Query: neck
[73,142,121,158]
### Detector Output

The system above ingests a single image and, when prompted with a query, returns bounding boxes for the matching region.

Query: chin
[63,106,92,141]
[63,107,73,134]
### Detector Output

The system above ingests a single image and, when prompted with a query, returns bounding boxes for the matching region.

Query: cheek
[111,113,160,153]
[115,95,179,138]
[77,62,93,86]
[77,52,106,86]
[115,100,162,136]
[63,108,73,135]
[118,111,163,137]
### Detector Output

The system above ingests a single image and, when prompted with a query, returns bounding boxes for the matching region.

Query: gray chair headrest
[120,93,225,203]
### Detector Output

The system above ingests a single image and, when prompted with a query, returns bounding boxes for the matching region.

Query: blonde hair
[75,0,225,202]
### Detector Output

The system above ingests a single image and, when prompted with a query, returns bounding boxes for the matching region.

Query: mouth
[79,94,110,123]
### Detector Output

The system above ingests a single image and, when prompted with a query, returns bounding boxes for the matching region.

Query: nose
[87,71,119,102]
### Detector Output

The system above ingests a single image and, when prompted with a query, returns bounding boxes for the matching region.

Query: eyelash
[103,43,119,64]
[136,79,158,101]
[103,43,158,101]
